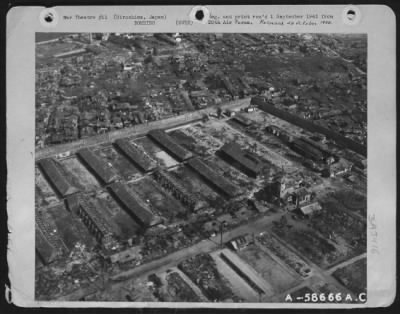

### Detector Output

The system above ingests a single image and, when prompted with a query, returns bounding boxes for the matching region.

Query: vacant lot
[334,190,367,216]
[60,157,100,191]
[237,244,299,294]
[332,258,366,295]
[275,228,345,270]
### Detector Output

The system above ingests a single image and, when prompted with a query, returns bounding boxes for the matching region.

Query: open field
[59,157,100,191]
[128,177,187,221]
[332,258,366,295]
[256,232,311,278]
[274,227,347,270]
[237,243,299,294]
[333,190,367,216]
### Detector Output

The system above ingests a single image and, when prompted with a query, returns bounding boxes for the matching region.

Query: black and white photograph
[34,32,368,303]
[6,4,396,309]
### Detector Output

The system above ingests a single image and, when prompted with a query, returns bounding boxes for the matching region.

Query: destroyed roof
[148,129,193,161]
[232,113,252,126]
[219,142,263,175]
[77,148,119,184]
[299,201,322,215]
[108,182,159,227]
[187,157,239,198]
[79,198,114,237]
[114,139,157,172]
[291,138,325,160]
[37,158,79,197]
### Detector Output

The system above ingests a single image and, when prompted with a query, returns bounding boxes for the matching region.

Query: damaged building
[108,182,161,227]
[153,168,203,211]
[218,142,264,178]
[114,138,157,172]
[77,148,119,184]
[148,129,193,162]
[187,157,240,199]
[77,197,118,250]
[37,158,80,197]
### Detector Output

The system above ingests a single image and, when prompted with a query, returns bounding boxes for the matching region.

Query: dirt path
[326,253,366,275]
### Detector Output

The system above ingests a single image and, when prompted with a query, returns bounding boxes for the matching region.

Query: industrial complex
[35,33,367,303]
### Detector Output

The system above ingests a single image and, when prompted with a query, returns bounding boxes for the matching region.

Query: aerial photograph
[35,32,367,303]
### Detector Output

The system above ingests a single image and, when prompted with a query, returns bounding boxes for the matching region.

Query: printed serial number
[285,292,367,303]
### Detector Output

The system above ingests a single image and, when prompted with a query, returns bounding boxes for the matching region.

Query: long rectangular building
[219,142,263,178]
[77,148,119,184]
[77,198,116,248]
[148,129,193,162]
[108,182,160,227]
[153,168,203,211]
[37,158,79,197]
[114,139,157,172]
[187,157,240,198]
[290,138,324,161]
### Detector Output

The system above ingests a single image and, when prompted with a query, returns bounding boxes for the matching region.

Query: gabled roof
[148,129,193,162]
[38,158,79,197]
[77,148,119,184]
[114,139,157,172]
[108,182,159,227]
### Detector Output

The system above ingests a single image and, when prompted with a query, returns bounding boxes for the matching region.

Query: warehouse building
[77,148,119,184]
[218,142,263,178]
[37,158,79,197]
[290,138,325,161]
[114,139,157,172]
[187,157,240,198]
[77,198,117,250]
[148,129,193,162]
[265,125,293,142]
[108,182,161,227]
[153,168,203,211]
[232,113,253,127]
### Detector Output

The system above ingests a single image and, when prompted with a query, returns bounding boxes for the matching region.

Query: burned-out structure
[265,125,293,143]
[187,157,240,199]
[148,129,193,162]
[37,158,79,197]
[114,138,157,172]
[153,168,203,211]
[218,142,264,178]
[77,148,119,184]
[77,197,117,250]
[108,182,161,227]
